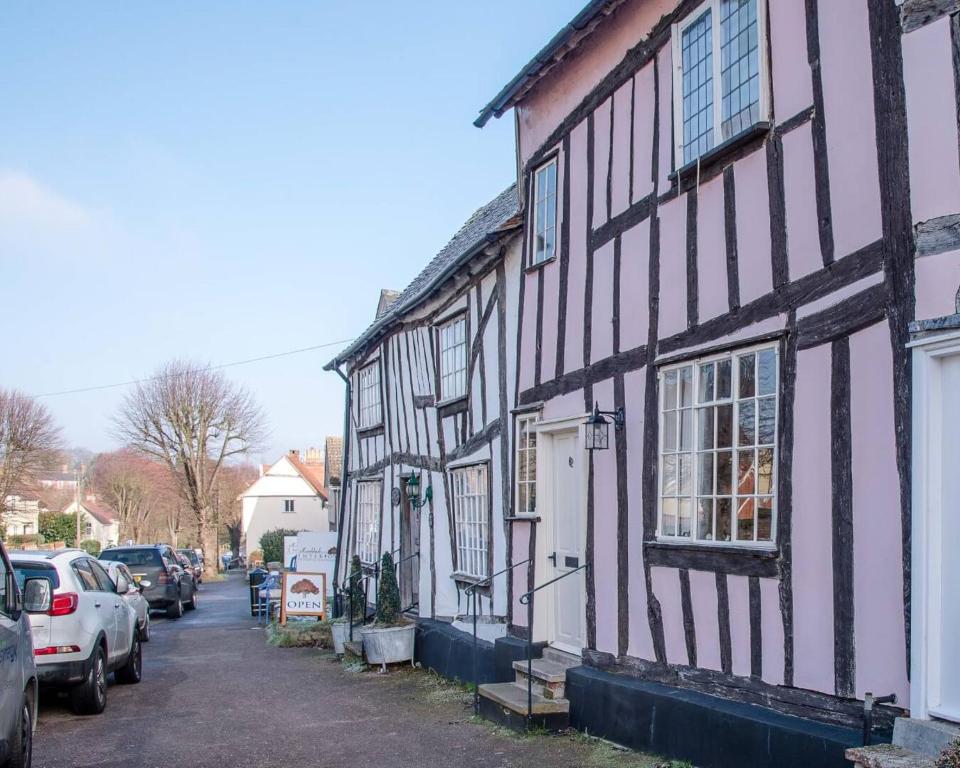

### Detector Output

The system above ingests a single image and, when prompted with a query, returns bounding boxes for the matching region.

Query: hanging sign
[280,571,327,624]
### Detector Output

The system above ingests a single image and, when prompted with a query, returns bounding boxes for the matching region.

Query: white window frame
[671,0,771,168]
[356,481,381,565]
[657,341,779,548]
[437,313,468,403]
[515,414,539,517]
[531,157,558,266]
[450,464,490,580]
[357,361,382,429]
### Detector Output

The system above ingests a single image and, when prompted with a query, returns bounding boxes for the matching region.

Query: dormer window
[532,158,557,265]
[672,0,768,166]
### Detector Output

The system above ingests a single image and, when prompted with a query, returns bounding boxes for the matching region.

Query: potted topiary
[360,552,415,670]
[331,555,365,655]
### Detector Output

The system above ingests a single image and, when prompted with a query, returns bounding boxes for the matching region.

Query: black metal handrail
[518,562,590,726]
[464,558,531,714]
[393,550,420,570]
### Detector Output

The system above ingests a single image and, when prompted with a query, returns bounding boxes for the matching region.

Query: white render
[240,454,330,558]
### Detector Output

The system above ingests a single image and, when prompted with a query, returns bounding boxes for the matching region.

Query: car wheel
[185,587,198,611]
[71,645,107,715]
[8,688,33,768]
[115,633,142,685]
[140,615,151,642]
[166,591,184,619]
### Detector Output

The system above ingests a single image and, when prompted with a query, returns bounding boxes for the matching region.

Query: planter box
[361,624,416,670]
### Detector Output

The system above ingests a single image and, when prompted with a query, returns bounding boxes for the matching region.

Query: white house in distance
[240,449,330,559]
[62,496,119,550]
[2,491,48,539]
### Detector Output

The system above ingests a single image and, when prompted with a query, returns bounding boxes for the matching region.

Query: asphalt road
[32,573,655,768]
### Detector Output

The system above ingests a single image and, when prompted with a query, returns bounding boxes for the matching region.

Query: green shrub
[343,555,365,621]
[267,620,331,649]
[7,534,44,548]
[376,551,402,625]
[258,528,301,566]
[39,513,76,547]
[80,539,101,556]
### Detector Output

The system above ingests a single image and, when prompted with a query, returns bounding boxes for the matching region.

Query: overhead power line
[33,338,356,398]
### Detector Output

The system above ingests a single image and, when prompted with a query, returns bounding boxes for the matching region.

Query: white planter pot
[331,622,350,655]
[360,624,416,669]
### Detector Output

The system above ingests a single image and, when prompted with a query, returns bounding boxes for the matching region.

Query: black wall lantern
[405,473,433,509]
[585,401,625,451]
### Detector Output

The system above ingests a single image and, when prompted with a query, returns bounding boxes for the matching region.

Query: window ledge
[436,394,468,409]
[524,255,557,274]
[504,515,540,523]
[451,572,488,586]
[357,423,384,437]
[643,539,779,577]
[668,122,771,187]
[437,396,469,418]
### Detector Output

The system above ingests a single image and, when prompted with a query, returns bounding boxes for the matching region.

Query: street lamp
[405,473,433,508]
[585,402,625,451]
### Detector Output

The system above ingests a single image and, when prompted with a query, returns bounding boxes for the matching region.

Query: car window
[12,562,61,590]
[101,549,164,567]
[72,559,100,591]
[0,555,8,615]
[89,560,115,592]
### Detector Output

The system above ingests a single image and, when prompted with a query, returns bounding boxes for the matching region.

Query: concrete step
[541,646,582,669]
[477,682,569,733]
[512,658,571,700]
[343,640,364,658]
[846,744,936,768]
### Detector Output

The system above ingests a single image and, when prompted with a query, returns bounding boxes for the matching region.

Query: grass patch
[266,620,332,649]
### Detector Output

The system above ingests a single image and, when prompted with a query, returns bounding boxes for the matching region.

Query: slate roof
[474,0,623,127]
[326,183,520,369]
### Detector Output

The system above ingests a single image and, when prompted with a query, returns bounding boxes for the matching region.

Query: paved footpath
[33,573,658,768]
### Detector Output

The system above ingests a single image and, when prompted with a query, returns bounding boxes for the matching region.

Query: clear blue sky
[0,1,584,464]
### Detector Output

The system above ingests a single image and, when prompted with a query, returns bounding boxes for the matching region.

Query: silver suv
[0,540,38,768]
[12,549,141,716]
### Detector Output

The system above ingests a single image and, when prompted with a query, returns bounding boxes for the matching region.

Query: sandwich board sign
[280,572,327,625]
[283,535,299,569]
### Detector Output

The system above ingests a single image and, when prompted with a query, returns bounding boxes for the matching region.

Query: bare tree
[213,463,257,557]
[0,388,62,506]
[114,361,266,578]
[90,449,176,543]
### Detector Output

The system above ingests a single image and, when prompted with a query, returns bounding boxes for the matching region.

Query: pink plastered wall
[760,577,785,686]
[541,258,560,380]
[916,249,960,321]
[632,64,656,202]
[592,377,619,655]
[518,271,539,394]
[790,344,835,695]
[619,219,651,351]
[688,569,722,672]
[658,196,687,338]
[516,0,675,166]
[783,123,823,279]
[592,241,616,363]
[512,523,532,626]
[611,80,633,218]
[818,0,882,258]
[697,176,729,322]
[593,99,612,229]
[624,368,655,660]
[903,18,960,224]
[849,322,909,702]
[564,120,590,375]
[768,0,812,120]
[727,575,753,678]
[651,566,688,666]
[733,151,774,304]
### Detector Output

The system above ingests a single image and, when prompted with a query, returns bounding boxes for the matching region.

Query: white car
[11,549,142,715]
[100,561,151,643]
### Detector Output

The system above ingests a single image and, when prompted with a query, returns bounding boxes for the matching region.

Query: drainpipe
[332,364,351,611]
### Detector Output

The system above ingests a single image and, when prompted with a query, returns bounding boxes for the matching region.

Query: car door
[72,559,119,665]
[0,552,21,748]
[90,560,128,661]
[116,564,144,629]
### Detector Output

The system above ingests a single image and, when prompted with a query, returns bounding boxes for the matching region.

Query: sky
[0,1,585,465]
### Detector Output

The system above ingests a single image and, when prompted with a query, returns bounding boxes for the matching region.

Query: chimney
[289,449,300,459]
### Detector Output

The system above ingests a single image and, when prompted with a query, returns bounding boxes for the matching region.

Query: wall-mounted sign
[280,571,327,624]
[293,531,338,597]
[391,487,402,506]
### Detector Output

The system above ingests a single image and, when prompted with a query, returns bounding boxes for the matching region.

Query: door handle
[547,552,557,565]
[94,602,102,608]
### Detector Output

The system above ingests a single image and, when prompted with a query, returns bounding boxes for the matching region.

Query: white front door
[934,352,960,720]
[550,431,586,655]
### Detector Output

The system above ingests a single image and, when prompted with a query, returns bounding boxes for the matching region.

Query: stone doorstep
[845,745,936,768]
[894,716,960,758]
[513,658,570,700]
[541,646,582,669]
[478,682,570,716]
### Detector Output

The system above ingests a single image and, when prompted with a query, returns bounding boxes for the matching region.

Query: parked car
[176,549,202,584]
[11,549,141,717]
[0,542,38,768]
[99,561,150,642]
[98,545,197,619]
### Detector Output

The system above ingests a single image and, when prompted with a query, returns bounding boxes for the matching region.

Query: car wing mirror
[138,579,152,589]
[23,578,51,613]
[116,575,130,594]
